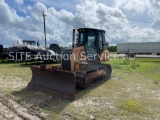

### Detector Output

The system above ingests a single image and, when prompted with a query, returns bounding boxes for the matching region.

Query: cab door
[84,30,99,61]
[97,31,107,54]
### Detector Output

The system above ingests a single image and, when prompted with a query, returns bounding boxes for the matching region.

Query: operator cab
[76,28,107,61]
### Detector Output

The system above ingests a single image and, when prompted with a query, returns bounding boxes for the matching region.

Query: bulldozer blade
[28,65,76,101]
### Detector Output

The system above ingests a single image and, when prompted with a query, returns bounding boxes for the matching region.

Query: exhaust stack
[72,29,76,48]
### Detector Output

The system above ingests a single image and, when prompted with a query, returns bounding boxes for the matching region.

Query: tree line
[60,46,117,52]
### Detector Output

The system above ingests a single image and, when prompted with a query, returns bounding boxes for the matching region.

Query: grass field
[0,58,160,120]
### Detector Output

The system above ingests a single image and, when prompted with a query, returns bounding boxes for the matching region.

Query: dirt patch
[0,94,45,120]
[0,102,22,120]
[0,76,27,90]
[60,112,77,120]
[73,97,116,110]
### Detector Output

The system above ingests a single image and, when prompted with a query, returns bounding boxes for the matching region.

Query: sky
[0,0,160,47]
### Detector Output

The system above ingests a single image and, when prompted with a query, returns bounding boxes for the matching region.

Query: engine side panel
[71,46,87,72]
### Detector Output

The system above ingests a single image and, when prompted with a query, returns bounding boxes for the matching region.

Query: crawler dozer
[28,28,112,100]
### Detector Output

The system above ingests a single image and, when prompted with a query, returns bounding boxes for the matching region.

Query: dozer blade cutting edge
[28,65,76,101]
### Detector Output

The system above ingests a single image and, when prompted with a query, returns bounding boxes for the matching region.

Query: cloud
[148,0,160,29]
[0,1,15,24]
[151,21,160,29]
[14,0,23,4]
[0,0,160,48]
[114,0,149,13]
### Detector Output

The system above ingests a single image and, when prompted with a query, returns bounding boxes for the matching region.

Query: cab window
[98,32,103,51]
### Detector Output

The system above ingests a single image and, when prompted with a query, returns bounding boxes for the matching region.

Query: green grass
[107,58,160,82]
[119,98,146,114]
[0,58,160,119]
[110,52,117,54]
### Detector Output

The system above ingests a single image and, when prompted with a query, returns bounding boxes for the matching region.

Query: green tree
[107,46,117,52]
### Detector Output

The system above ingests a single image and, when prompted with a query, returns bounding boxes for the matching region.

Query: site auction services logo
[8,52,135,61]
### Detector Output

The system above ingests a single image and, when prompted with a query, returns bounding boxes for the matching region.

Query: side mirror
[76,33,79,43]
[76,33,79,37]
[105,42,109,47]
[102,43,108,50]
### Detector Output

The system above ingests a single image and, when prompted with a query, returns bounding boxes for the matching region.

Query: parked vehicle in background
[0,44,3,59]
[117,42,160,56]
[7,40,61,62]
[0,45,8,60]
